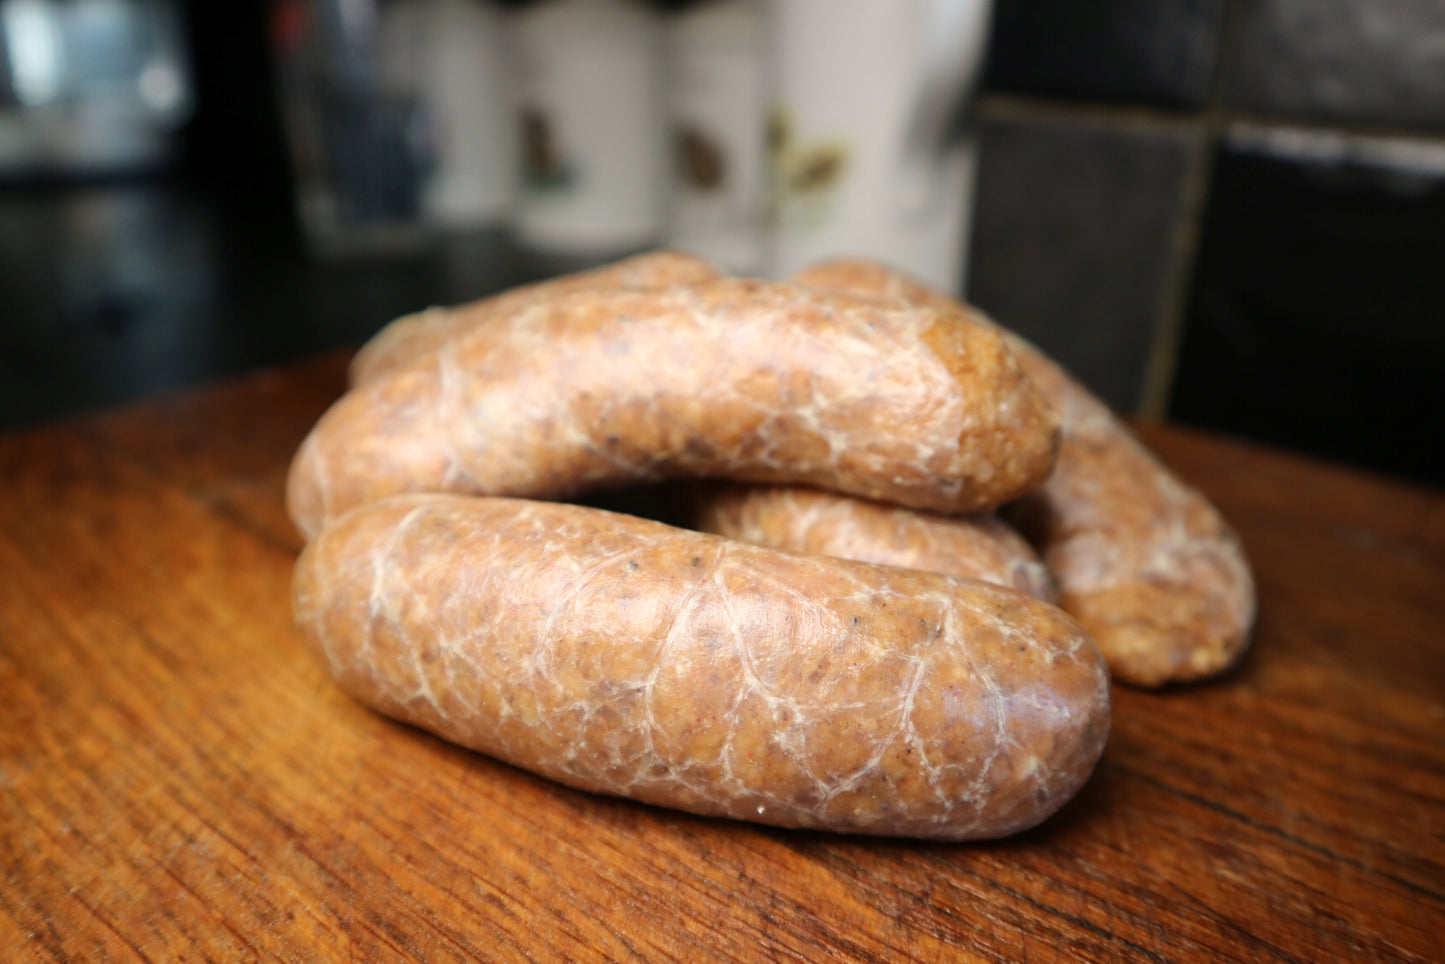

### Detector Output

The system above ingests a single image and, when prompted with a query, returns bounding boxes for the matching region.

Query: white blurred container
[511,0,667,255]
[415,0,515,226]
[663,0,766,274]
[767,0,993,294]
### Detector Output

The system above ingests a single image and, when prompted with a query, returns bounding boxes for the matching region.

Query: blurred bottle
[767,0,993,294]
[272,0,429,256]
[0,0,193,179]
[271,0,513,258]
[511,0,666,256]
[663,0,765,274]
[415,0,514,227]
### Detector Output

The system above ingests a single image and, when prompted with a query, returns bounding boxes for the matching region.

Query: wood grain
[2,354,1442,962]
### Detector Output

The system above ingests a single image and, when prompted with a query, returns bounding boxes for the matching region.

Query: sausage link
[685,483,1056,602]
[287,279,1061,538]
[293,494,1110,840]
[349,250,721,386]
[791,259,1255,687]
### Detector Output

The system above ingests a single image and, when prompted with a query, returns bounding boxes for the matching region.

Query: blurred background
[0,0,1440,487]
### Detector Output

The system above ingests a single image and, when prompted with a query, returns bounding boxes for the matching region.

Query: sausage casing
[685,484,1056,602]
[349,250,721,386]
[292,495,1110,840]
[791,259,1255,687]
[288,279,1061,538]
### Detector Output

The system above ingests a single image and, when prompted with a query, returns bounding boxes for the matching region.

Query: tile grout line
[976,95,1445,149]
[1136,0,1246,420]
[975,92,1201,133]
[1135,141,1214,420]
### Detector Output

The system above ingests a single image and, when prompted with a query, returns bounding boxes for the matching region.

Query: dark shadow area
[1170,142,1445,487]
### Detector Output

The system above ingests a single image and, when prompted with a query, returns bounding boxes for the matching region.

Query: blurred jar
[0,0,193,179]
[511,0,666,256]
[419,0,515,227]
[270,0,514,258]
[767,0,993,294]
[663,0,765,274]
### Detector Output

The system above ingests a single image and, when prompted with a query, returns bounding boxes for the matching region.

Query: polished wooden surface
[2,354,1442,962]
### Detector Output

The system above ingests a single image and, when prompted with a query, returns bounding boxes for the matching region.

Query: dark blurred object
[1171,130,1445,486]
[268,0,517,258]
[0,0,193,179]
[269,0,430,256]
[983,0,1223,109]
[1226,0,1445,130]
[0,180,532,431]
[0,14,15,104]
[968,116,1190,411]
[177,0,292,205]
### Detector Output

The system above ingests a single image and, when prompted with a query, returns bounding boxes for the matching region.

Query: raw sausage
[292,494,1110,839]
[684,483,1056,602]
[287,279,1061,539]
[349,250,721,386]
[790,259,1255,687]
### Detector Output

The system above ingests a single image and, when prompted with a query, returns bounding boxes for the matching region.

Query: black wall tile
[967,117,1192,411]
[1225,0,1445,130]
[984,0,1223,109]
[1170,130,1445,486]
[0,29,13,107]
